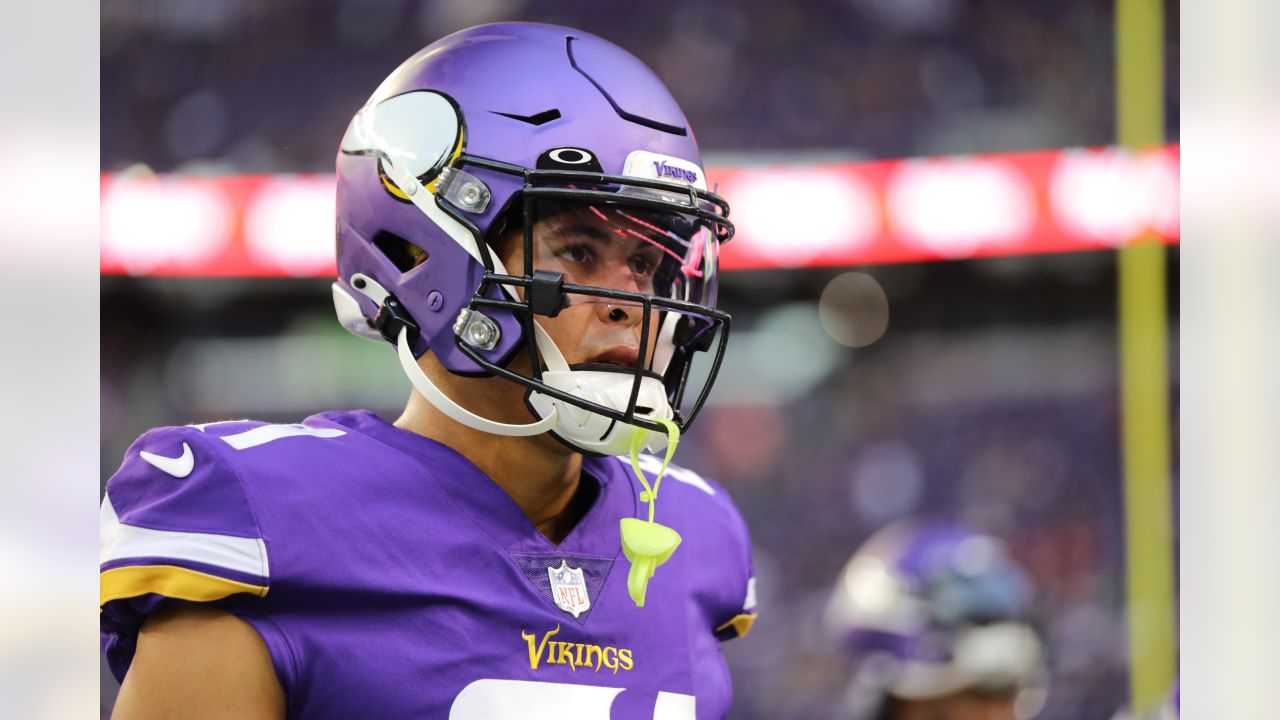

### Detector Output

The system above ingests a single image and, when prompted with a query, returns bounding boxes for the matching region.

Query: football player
[825,521,1047,720]
[101,22,757,719]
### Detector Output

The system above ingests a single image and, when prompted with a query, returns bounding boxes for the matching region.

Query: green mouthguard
[620,418,682,607]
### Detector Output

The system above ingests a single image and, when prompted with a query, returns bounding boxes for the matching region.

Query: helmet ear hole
[485,201,524,248]
[372,231,430,273]
[482,201,528,277]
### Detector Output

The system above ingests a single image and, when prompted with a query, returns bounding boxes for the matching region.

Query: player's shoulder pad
[618,454,759,640]
[101,421,278,611]
[101,418,354,682]
[102,417,355,605]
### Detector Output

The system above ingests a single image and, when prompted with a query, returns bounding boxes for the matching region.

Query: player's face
[892,691,1020,720]
[499,203,666,371]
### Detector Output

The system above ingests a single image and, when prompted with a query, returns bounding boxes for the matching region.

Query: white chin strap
[344,268,554,436]
[393,325,559,436]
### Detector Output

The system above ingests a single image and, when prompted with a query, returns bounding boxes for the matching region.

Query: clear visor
[523,196,720,309]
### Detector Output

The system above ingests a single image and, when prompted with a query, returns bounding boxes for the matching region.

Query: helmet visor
[523,196,720,310]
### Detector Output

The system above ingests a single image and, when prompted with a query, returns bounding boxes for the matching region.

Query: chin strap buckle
[530,270,568,318]
[374,294,420,345]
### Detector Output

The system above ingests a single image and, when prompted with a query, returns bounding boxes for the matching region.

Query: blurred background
[100,1,1179,718]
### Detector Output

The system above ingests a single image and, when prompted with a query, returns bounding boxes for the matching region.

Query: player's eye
[627,252,659,277]
[555,243,596,266]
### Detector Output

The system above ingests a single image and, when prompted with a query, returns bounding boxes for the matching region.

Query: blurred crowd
[102,0,1177,175]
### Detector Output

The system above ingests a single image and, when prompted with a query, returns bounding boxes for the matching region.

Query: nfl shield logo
[548,560,591,618]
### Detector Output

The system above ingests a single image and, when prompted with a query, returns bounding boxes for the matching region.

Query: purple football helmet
[825,521,1048,719]
[332,22,733,455]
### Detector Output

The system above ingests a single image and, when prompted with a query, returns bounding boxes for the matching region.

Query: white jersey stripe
[220,423,346,450]
[100,495,270,578]
[188,419,250,431]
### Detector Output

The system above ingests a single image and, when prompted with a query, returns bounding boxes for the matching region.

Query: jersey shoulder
[100,421,265,681]
[616,454,759,641]
[100,414,367,681]
[102,422,273,604]
[102,414,370,602]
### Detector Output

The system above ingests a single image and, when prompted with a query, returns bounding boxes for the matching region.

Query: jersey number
[449,679,695,719]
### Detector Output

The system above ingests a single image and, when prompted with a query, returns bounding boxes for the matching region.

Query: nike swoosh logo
[139,443,195,478]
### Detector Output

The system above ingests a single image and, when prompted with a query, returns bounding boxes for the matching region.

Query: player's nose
[596,301,641,327]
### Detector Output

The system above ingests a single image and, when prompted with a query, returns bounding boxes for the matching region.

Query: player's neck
[395,388,587,544]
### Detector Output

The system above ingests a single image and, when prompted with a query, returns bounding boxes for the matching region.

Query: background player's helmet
[825,521,1048,720]
[332,22,733,455]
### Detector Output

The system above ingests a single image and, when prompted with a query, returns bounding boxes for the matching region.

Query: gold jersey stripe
[715,612,758,638]
[100,564,269,608]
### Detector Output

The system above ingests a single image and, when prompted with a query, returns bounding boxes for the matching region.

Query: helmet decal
[340,90,464,200]
[622,150,707,190]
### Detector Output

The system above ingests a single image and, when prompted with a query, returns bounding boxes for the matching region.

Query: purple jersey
[100,410,757,719]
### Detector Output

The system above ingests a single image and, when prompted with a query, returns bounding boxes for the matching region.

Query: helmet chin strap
[393,325,558,436]
[352,270,558,436]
